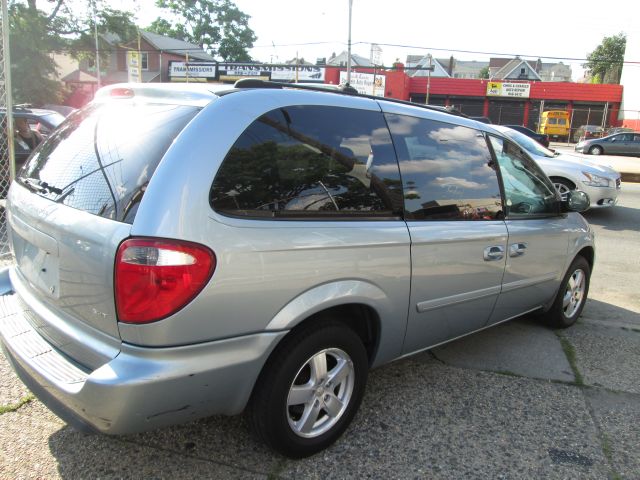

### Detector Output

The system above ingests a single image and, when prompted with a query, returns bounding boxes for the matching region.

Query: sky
[122,0,637,81]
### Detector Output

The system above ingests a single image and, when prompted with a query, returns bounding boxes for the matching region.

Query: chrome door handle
[484,245,504,261]
[509,242,527,257]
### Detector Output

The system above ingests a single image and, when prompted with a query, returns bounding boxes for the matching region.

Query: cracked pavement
[1,185,639,479]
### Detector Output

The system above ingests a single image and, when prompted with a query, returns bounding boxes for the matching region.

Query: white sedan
[493,125,621,209]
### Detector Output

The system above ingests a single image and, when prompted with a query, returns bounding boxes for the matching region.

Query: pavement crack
[581,389,622,480]
[555,331,584,386]
[0,394,34,415]
[267,457,289,479]
[427,349,446,365]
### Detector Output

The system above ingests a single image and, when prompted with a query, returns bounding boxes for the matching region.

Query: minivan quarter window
[210,105,404,219]
[385,114,504,220]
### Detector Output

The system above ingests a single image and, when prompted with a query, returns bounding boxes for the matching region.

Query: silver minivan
[0,81,593,458]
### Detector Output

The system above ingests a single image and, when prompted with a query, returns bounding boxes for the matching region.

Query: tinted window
[385,114,503,220]
[489,136,558,218]
[210,106,403,219]
[18,103,198,224]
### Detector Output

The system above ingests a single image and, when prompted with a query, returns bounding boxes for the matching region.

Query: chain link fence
[1,0,14,264]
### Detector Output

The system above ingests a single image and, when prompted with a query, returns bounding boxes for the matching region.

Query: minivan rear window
[17,102,199,224]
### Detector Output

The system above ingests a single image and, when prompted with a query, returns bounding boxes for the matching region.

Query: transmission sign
[339,71,385,97]
[486,81,531,98]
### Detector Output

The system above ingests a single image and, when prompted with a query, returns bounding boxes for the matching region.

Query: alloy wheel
[286,348,355,438]
[553,182,572,202]
[563,268,586,318]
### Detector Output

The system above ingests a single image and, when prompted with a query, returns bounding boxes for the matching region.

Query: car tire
[550,177,576,202]
[544,256,590,329]
[589,145,603,155]
[250,321,368,458]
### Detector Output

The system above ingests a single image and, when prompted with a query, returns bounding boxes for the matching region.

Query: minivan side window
[210,106,404,219]
[385,114,504,221]
[488,136,559,218]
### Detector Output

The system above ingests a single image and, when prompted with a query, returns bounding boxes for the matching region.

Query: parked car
[1,81,595,459]
[504,124,550,147]
[471,116,492,124]
[604,126,634,136]
[1,106,65,167]
[42,104,77,117]
[575,132,640,157]
[572,125,604,143]
[494,125,621,208]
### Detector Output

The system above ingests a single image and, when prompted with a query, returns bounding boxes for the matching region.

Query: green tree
[584,33,626,84]
[147,0,256,61]
[478,66,490,79]
[9,1,137,105]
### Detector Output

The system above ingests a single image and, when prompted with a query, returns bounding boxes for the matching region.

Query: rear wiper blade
[22,177,63,195]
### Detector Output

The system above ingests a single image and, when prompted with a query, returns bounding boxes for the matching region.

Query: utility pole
[346,0,353,85]
[424,54,434,104]
[93,0,101,88]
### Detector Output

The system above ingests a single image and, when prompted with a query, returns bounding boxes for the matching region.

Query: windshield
[500,127,556,158]
[17,102,199,224]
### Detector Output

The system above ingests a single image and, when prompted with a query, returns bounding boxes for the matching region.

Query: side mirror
[562,190,590,213]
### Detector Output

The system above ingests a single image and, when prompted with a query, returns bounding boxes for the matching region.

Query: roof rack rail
[232,79,467,118]
[234,78,359,95]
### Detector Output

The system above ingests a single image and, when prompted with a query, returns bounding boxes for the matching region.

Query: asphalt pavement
[1,186,639,479]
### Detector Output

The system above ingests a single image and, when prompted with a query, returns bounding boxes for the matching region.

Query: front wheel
[550,177,576,202]
[250,322,368,458]
[589,145,603,155]
[544,256,591,328]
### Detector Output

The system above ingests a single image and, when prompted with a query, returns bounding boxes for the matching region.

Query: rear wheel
[544,256,590,328]
[589,145,603,155]
[250,322,368,458]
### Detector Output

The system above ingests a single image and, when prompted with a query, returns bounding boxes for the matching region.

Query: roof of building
[327,51,373,67]
[491,58,542,81]
[61,69,99,83]
[405,55,450,78]
[99,30,214,61]
[140,30,215,61]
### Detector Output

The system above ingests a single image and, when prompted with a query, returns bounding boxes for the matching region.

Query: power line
[254,40,639,65]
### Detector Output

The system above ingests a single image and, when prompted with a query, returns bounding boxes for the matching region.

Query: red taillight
[115,238,215,324]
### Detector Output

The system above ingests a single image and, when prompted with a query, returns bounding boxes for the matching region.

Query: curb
[621,173,640,183]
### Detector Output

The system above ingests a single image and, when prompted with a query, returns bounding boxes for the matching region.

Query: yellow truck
[538,110,570,141]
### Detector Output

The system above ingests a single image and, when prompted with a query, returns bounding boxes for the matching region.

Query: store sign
[339,71,385,97]
[486,81,530,98]
[218,64,324,83]
[269,66,325,82]
[127,51,141,83]
[169,62,217,79]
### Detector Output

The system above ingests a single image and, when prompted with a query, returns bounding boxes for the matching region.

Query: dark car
[572,125,604,143]
[575,132,640,156]
[604,127,635,137]
[471,116,492,124]
[1,106,65,167]
[504,124,550,148]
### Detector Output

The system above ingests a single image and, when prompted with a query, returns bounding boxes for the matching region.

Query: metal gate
[1,0,14,263]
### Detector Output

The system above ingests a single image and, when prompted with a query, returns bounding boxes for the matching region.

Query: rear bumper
[0,280,285,434]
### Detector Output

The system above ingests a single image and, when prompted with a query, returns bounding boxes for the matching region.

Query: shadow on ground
[583,204,640,233]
